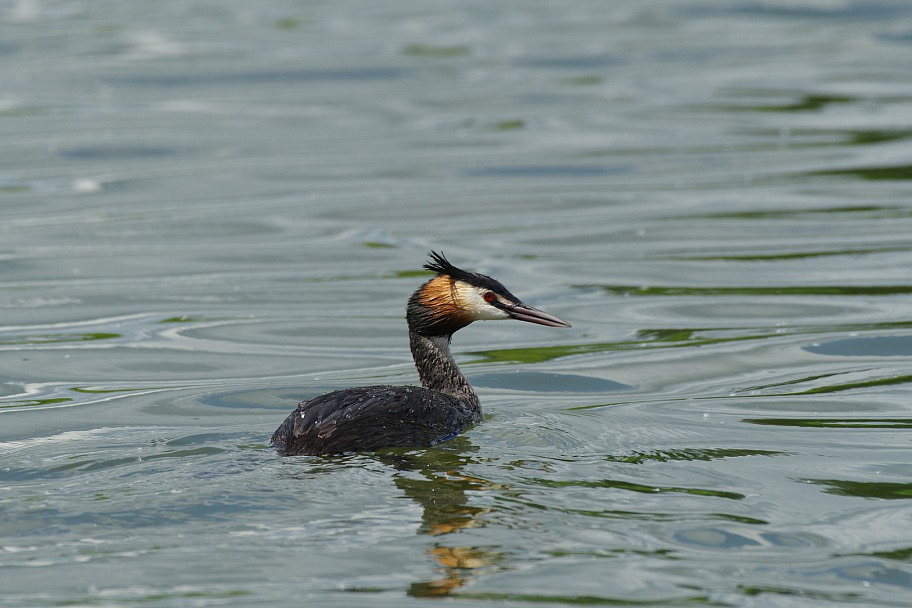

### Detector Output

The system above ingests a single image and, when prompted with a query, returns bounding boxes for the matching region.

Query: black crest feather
[424,251,473,282]
[422,251,517,300]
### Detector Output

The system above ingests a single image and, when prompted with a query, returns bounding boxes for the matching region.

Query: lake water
[2,1,912,606]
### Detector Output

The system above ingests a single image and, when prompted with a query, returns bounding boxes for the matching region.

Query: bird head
[407,251,571,336]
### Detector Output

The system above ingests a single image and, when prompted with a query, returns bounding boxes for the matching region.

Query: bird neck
[409,331,479,407]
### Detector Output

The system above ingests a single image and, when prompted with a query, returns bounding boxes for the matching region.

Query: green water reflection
[811,165,912,181]
[0,397,72,409]
[604,448,782,464]
[0,332,120,345]
[588,285,912,297]
[743,418,912,429]
[450,591,727,606]
[805,480,912,500]
[525,477,744,500]
[702,205,911,220]
[730,92,857,113]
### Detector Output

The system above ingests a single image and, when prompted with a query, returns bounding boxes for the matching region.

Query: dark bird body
[271,252,570,456]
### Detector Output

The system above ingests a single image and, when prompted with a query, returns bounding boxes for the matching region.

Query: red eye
[483,291,496,303]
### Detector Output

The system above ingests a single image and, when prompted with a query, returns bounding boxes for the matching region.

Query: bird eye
[483,291,496,303]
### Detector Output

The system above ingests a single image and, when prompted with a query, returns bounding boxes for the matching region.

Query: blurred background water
[2,1,912,606]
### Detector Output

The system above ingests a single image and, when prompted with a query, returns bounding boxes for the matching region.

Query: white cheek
[456,286,511,320]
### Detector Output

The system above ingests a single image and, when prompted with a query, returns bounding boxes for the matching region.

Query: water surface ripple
[2,1,912,606]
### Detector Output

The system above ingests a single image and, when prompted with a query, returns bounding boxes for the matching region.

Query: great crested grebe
[271,251,571,456]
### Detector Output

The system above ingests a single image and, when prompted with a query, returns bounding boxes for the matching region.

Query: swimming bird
[271,251,571,455]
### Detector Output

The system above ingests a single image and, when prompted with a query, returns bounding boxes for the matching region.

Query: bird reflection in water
[377,444,505,598]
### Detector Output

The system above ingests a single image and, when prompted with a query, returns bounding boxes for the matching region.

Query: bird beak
[506,303,571,328]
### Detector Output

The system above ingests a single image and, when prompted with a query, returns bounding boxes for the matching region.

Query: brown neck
[409,331,480,408]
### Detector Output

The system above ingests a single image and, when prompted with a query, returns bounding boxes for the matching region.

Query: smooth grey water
[2,1,912,606]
